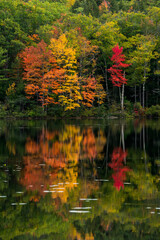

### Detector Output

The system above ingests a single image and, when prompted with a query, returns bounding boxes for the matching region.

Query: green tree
[128,34,158,108]
[72,0,99,17]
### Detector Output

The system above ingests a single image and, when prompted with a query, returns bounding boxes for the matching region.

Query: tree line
[0,0,160,117]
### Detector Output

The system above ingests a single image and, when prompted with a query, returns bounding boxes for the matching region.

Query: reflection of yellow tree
[50,125,82,203]
[59,125,82,163]
[20,125,107,205]
[51,167,78,204]
[20,125,82,204]
[6,141,16,155]
[70,227,94,240]
[95,129,107,160]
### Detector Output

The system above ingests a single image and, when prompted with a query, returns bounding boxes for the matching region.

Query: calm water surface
[0,119,160,240]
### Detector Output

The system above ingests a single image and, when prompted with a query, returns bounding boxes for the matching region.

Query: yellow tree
[66,29,106,108]
[49,34,82,110]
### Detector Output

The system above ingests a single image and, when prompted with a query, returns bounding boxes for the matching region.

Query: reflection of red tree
[109,147,130,191]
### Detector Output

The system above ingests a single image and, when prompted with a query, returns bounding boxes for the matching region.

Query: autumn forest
[0,0,160,118]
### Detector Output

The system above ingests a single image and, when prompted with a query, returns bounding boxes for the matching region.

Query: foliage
[146,105,160,118]
[19,40,65,108]
[108,44,130,87]
[109,147,130,191]
[0,0,160,117]
[0,120,160,239]
[133,102,146,117]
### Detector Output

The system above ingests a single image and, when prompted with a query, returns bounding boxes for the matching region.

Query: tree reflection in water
[109,147,131,191]
[0,120,160,240]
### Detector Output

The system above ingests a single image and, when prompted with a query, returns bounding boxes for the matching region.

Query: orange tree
[19,40,65,110]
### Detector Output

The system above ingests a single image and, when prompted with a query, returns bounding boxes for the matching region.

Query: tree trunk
[143,123,148,172]
[105,129,110,175]
[121,123,126,163]
[121,83,124,111]
[119,86,122,108]
[143,62,147,108]
[135,129,137,150]
[135,85,137,104]
[121,71,125,111]
[142,82,145,109]
[157,76,159,105]
[104,58,110,103]
[139,85,141,105]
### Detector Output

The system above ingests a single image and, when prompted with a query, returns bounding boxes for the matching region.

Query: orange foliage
[81,77,97,107]
[19,40,65,106]
[20,127,80,202]
[82,128,97,160]
[25,138,39,154]
[28,34,40,43]
[99,0,110,11]
[20,126,107,204]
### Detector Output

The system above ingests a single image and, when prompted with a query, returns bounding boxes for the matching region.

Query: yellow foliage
[66,0,76,7]
[50,34,82,110]
[95,76,106,105]
[6,82,16,96]
[6,141,16,155]
[50,34,77,74]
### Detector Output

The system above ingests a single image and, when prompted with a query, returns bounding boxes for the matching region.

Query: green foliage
[72,0,99,17]
[108,101,121,113]
[0,0,160,117]
[133,102,146,117]
[27,106,46,118]
[146,105,160,118]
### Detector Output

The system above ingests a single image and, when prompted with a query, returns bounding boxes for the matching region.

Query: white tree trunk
[121,123,126,163]
[121,71,125,111]
[143,62,147,108]
[142,82,145,109]
[121,83,124,111]
[135,85,137,103]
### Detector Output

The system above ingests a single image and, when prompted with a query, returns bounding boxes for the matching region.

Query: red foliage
[108,44,130,87]
[109,147,131,191]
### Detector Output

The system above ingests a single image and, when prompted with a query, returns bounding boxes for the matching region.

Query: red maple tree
[108,44,130,110]
[108,44,129,87]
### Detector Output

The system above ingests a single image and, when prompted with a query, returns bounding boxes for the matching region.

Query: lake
[0,119,160,240]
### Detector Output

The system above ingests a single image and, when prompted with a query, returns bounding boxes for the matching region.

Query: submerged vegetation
[0,0,160,118]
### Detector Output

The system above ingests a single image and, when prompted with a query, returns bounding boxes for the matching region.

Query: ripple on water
[69,210,90,213]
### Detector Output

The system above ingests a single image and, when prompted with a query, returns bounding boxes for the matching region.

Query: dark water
[0,119,160,240]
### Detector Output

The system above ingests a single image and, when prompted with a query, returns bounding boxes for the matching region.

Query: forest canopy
[0,0,160,118]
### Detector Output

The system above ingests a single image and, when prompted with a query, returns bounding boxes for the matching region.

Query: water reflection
[0,119,160,239]
[109,147,130,191]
